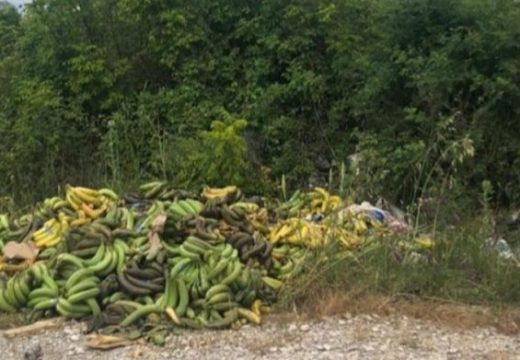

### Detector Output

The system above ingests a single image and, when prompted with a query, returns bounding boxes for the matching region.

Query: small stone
[69,334,80,342]
[269,347,278,353]
[23,344,42,360]
[300,324,310,332]
[288,324,297,332]
[338,319,346,325]
[317,344,332,351]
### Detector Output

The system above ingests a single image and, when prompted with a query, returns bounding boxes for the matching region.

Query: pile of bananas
[0,182,410,341]
[269,218,326,249]
[0,184,279,335]
[276,187,341,218]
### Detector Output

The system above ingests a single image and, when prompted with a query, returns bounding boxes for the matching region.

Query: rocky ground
[1,313,519,360]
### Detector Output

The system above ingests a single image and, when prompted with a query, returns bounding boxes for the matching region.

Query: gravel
[1,313,519,360]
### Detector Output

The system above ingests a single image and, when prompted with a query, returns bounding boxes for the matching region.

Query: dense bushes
[0,0,519,209]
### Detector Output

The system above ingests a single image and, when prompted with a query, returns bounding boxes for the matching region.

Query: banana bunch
[324,226,362,250]
[0,213,33,243]
[269,218,326,248]
[270,244,307,281]
[161,239,262,328]
[275,190,309,218]
[309,187,342,214]
[0,270,33,311]
[57,267,103,318]
[31,197,71,224]
[227,231,273,269]
[26,263,59,313]
[201,186,243,204]
[117,254,166,297]
[168,199,204,221]
[32,213,69,248]
[139,181,196,201]
[229,201,260,214]
[161,214,223,245]
[65,185,114,219]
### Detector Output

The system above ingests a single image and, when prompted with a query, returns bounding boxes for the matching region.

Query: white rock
[300,324,310,332]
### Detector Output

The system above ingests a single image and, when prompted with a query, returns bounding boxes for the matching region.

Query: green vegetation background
[1,0,519,211]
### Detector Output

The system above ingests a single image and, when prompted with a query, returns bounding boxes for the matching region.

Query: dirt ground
[1,299,519,360]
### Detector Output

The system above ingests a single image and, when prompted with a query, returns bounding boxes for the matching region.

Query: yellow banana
[73,187,102,206]
[66,191,83,210]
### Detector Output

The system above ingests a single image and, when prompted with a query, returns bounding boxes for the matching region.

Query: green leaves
[0,0,520,207]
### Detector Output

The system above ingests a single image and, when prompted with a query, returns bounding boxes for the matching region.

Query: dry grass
[285,288,520,334]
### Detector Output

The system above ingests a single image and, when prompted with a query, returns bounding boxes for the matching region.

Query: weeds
[279,225,520,313]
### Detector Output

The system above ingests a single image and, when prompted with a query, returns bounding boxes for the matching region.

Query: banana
[144,182,167,199]
[262,276,283,290]
[86,298,101,316]
[67,288,100,304]
[5,279,19,308]
[33,297,58,311]
[28,286,58,301]
[124,272,163,292]
[185,235,213,251]
[104,291,128,305]
[206,309,238,329]
[98,188,119,201]
[178,200,197,216]
[178,244,202,261]
[57,253,85,269]
[33,219,59,241]
[56,297,90,318]
[117,272,152,296]
[84,242,106,267]
[97,246,118,277]
[139,181,165,192]
[184,199,203,213]
[66,190,84,210]
[66,277,100,297]
[207,258,228,280]
[71,247,98,258]
[237,307,261,325]
[221,244,234,258]
[65,268,94,291]
[165,306,182,325]
[120,304,161,327]
[175,279,188,317]
[204,284,231,301]
[0,290,16,312]
[113,239,128,274]
[41,271,59,292]
[88,222,112,241]
[169,201,189,219]
[87,247,113,277]
[12,279,27,306]
[221,262,242,285]
[206,292,233,306]
[73,187,102,206]
[169,258,193,280]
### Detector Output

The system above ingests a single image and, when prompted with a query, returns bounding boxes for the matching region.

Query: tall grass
[278,225,520,310]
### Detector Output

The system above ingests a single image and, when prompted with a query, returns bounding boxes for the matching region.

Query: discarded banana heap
[0,183,415,339]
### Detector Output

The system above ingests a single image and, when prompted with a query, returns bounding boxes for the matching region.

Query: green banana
[65,268,94,291]
[0,290,16,312]
[120,304,161,327]
[66,277,100,297]
[204,284,231,301]
[207,309,238,329]
[33,298,58,311]
[221,262,242,285]
[68,288,100,304]
[175,279,188,317]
